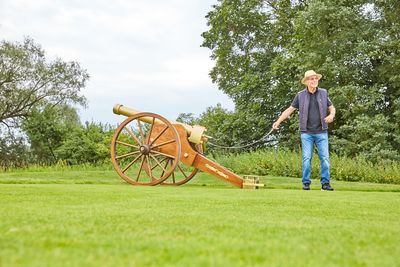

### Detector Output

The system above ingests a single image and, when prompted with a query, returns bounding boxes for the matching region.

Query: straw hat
[301,70,322,84]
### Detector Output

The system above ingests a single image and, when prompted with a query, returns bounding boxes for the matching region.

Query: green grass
[1,170,399,267]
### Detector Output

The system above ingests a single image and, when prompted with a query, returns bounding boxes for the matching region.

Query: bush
[213,149,400,184]
[56,122,114,165]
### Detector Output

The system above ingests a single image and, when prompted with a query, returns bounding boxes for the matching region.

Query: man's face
[305,75,319,88]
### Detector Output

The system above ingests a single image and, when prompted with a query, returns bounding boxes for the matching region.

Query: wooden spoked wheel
[111,112,181,186]
[161,143,204,186]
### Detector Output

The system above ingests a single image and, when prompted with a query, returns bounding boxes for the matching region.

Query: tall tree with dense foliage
[21,104,81,164]
[0,37,89,127]
[202,0,400,161]
[0,37,90,167]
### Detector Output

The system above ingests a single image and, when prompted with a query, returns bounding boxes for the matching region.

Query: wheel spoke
[151,139,176,149]
[150,150,176,159]
[122,154,142,173]
[135,156,146,182]
[145,117,156,144]
[177,163,188,179]
[116,140,140,149]
[172,171,176,183]
[170,160,176,183]
[149,154,167,173]
[145,155,154,181]
[149,125,168,146]
[124,126,142,145]
[151,156,168,171]
[137,120,145,144]
[116,151,140,160]
[161,158,170,177]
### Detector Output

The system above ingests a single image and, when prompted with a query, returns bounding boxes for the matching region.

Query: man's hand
[272,121,280,130]
[324,114,334,124]
[272,106,296,130]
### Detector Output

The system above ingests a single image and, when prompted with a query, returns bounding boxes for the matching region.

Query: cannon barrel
[113,104,206,144]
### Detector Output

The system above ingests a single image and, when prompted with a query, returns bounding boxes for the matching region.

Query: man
[272,70,336,191]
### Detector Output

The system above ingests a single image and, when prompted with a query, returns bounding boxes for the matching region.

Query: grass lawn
[0,170,399,267]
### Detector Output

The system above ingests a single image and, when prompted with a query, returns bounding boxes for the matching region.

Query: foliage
[331,114,400,162]
[21,104,81,164]
[199,104,272,149]
[1,105,115,167]
[175,112,198,126]
[197,104,236,147]
[55,122,114,165]
[213,149,400,184]
[0,37,89,126]
[202,0,400,162]
[177,104,273,155]
[0,37,113,167]
[0,130,29,169]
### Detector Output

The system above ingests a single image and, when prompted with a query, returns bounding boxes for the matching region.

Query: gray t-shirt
[291,88,332,133]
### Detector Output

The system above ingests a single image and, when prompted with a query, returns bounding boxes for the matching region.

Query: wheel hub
[139,144,151,155]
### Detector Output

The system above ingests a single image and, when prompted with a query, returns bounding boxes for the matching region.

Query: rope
[206,128,275,149]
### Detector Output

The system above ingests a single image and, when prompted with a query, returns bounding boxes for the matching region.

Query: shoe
[302,183,310,190]
[322,183,334,191]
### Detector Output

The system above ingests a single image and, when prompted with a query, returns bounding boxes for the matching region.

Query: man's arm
[324,105,336,124]
[272,106,297,129]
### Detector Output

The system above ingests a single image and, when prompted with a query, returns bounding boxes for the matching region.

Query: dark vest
[298,88,328,132]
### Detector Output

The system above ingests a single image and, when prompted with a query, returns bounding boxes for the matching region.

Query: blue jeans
[300,132,330,185]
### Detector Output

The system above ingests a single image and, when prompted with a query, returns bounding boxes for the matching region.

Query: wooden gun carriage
[111,104,263,188]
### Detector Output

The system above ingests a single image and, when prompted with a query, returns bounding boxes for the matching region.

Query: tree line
[0,38,112,168]
[199,0,400,162]
[1,0,399,168]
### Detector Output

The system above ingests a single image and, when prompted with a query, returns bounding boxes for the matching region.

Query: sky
[0,0,234,125]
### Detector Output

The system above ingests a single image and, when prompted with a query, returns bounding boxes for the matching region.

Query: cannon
[110,104,263,188]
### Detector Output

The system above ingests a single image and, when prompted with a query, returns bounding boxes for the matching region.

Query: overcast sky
[0,0,234,125]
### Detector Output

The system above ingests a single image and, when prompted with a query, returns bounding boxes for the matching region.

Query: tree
[0,130,29,169]
[176,112,198,126]
[21,104,81,164]
[20,104,116,166]
[291,0,400,160]
[178,104,271,153]
[202,0,400,161]
[0,37,89,127]
[201,0,308,144]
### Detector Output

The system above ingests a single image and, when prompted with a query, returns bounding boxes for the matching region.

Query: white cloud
[0,0,234,124]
